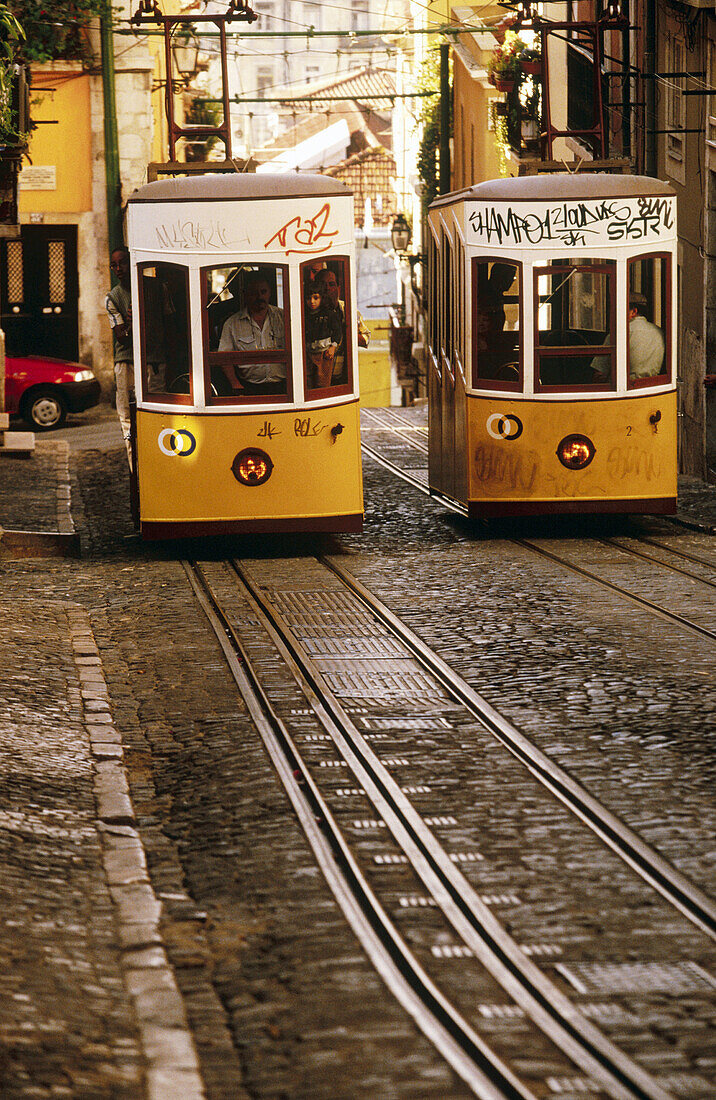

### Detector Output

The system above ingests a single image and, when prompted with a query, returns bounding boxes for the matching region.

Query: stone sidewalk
[0,431,205,1097]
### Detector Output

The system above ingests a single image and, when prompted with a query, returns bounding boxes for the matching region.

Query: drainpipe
[99,0,124,251]
[644,0,657,177]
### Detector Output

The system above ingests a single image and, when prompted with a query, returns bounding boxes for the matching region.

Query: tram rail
[182,553,713,1100]
[361,411,716,643]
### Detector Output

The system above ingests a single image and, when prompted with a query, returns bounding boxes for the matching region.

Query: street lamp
[173,26,200,85]
[391,213,411,254]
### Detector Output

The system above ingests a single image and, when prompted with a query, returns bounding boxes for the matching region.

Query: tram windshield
[300,257,352,395]
[535,259,615,390]
[626,254,669,386]
[201,263,291,404]
[472,259,522,388]
[138,262,192,403]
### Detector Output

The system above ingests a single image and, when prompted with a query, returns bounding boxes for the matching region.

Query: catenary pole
[100,0,124,253]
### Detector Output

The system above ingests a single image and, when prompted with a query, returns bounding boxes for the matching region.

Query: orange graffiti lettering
[264,203,339,254]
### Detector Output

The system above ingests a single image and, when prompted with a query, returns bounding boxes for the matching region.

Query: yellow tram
[125,174,363,537]
[426,174,678,516]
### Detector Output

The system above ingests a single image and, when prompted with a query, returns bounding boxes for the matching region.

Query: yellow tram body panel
[135,402,363,535]
[465,390,677,516]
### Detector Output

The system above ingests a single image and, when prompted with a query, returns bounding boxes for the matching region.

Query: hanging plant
[520,47,542,77]
[0,3,26,147]
[6,0,103,64]
[487,32,523,93]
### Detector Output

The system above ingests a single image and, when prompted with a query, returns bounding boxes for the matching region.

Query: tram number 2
[626,426,632,436]
[294,417,324,437]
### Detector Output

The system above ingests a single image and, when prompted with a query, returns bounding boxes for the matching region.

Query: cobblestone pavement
[0,409,714,1098]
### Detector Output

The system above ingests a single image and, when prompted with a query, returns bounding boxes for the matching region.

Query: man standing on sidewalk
[105,247,133,448]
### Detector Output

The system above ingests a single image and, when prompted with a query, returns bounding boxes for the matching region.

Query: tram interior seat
[537,329,606,385]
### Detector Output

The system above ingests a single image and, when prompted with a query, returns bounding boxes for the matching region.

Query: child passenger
[305,283,342,388]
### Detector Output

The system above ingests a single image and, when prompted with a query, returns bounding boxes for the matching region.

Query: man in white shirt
[219,271,285,393]
[627,293,665,378]
[592,292,664,382]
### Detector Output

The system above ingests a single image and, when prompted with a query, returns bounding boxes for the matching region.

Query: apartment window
[665,36,686,184]
[352,0,368,31]
[304,3,321,30]
[256,67,273,99]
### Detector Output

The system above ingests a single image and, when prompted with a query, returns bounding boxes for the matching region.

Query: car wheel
[22,387,68,431]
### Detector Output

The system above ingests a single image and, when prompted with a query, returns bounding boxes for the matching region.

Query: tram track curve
[182,555,714,1100]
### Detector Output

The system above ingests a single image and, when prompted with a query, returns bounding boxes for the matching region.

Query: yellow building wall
[19,67,92,214]
[358,320,392,407]
[452,52,504,190]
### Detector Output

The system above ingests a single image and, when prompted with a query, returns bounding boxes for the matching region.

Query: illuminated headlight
[556,434,595,470]
[231,447,274,486]
[73,369,95,382]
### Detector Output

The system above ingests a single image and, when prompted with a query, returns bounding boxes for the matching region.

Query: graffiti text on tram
[265,202,339,255]
[467,197,674,248]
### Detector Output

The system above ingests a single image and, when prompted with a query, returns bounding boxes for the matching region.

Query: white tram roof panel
[128,172,351,205]
[429,173,675,209]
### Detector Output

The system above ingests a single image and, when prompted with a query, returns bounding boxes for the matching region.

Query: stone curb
[67,608,206,1100]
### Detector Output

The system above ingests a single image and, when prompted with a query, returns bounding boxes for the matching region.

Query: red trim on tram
[467,498,677,518]
[140,514,364,538]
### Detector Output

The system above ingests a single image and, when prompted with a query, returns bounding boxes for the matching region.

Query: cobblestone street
[0,406,714,1099]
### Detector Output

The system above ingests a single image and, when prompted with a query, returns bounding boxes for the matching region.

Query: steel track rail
[360,442,716,641]
[611,534,716,572]
[354,445,716,938]
[181,559,535,1100]
[323,554,716,942]
[597,538,716,587]
[227,558,680,1100]
[362,408,430,453]
[515,538,716,641]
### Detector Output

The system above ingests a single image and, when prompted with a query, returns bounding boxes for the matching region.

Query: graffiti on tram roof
[467,196,675,248]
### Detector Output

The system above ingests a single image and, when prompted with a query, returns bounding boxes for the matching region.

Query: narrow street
[0,408,714,1099]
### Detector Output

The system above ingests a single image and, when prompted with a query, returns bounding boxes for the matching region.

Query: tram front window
[301,257,352,394]
[626,255,669,385]
[472,259,521,387]
[203,263,290,403]
[535,259,615,389]
[138,263,191,401]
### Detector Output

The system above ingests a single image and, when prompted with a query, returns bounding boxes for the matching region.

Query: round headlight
[231,447,274,486]
[556,434,595,470]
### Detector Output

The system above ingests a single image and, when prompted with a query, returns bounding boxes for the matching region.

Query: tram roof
[429,173,675,208]
[128,172,351,204]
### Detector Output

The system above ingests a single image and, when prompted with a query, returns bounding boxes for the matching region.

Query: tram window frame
[427,234,440,380]
[471,257,522,392]
[455,236,466,382]
[136,261,193,406]
[442,231,454,382]
[200,262,292,406]
[627,253,671,389]
[299,256,354,400]
[533,259,615,393]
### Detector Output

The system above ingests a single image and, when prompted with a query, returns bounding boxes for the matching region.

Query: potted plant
[520,46,542,77]
[487,32,523,94]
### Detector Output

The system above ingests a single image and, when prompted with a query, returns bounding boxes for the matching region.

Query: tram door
[440,229,456,500]
[427,234,442,491]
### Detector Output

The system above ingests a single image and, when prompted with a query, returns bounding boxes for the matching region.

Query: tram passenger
[592,292,664,382]
[304,282,342,388]
[316,268,370,384]
[105,247,134,446]
[219,269,286,395]
[475,304,519,379]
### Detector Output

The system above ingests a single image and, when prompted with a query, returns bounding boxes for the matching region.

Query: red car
[4,354,102,431]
